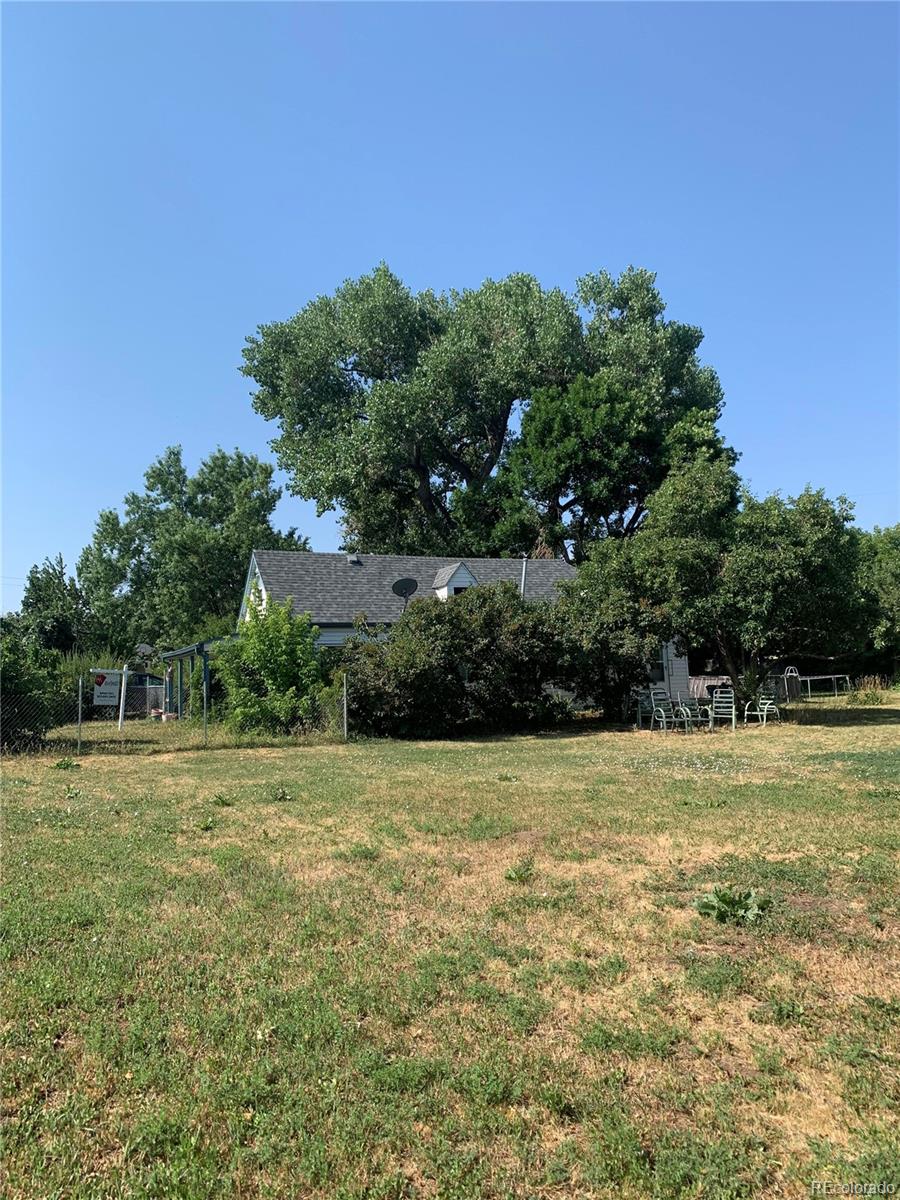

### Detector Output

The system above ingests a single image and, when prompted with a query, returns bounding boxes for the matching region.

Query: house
[239,550,691,694]
[240,550,574,643]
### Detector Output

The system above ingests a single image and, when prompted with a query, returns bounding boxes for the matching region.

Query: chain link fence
[1,672,349,758]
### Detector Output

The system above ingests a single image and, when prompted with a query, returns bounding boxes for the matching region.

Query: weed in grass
[269,785,294,803]
[50,757,79,770]
[63,784,82,800]
[212,792,234,807]
[695,885,772,926]
[198,816,215,832]
[504,854,535,884]
[496,772,519,782]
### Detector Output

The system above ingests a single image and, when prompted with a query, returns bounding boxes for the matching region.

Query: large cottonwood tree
[242,264,733,560]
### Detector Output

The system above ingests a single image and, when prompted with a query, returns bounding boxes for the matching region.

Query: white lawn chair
[709,687,737,731]
[744,689,781,726]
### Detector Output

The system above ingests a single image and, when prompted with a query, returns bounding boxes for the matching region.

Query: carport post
[342,671,348,741]
[177,659,183,719]
[77,676,83,755]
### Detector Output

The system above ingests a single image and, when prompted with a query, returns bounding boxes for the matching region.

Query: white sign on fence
[92,670,122,706]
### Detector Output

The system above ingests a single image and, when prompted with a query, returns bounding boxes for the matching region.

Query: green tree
[554,538,673,718]
[77,446,307,652]
[863,524,900,675]
[630,457,868,697]
[20,554,93,654]
[215,595,321,733]
[242,264,732,560]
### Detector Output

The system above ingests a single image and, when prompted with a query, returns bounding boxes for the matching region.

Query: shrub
[846,676,889,706]
[215,597,321,734]
[337,583,569,738]
[0,618,59,751]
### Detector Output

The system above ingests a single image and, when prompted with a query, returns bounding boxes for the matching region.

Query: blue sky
[3,1,898,612]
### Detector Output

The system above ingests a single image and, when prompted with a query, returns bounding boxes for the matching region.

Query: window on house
[648,648,665,684]
[453,586,468,595]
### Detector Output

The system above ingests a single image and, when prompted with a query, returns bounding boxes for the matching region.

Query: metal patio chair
[744,689,781,726]
[633,689,654,729]
[708,687,737,731]
[677,692,711,732]
[650,688,686,733]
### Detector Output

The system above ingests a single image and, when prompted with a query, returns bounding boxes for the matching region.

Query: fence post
[203,655,209,746]
[342,671,348,742]
[77,676,83,755]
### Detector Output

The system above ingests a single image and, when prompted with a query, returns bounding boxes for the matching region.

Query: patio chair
[744,689,781,726]
[649,688,686,733]
[632,690,654,729]
[708,687,737,731]
[677,692,710,732]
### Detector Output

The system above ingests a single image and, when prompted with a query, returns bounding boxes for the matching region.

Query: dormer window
[432,562,478,600]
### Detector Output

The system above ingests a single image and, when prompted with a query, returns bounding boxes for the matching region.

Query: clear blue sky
[3,1,898,612]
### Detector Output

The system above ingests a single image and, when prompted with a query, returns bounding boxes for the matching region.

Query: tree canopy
[242,264,733,561]
[628,458,869,693]
[76,446,307,652]
[862,524,900,671]
[21,554,93,655]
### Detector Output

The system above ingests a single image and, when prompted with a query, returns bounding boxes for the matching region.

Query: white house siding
[663,642,690,698]
[434,563,478,600]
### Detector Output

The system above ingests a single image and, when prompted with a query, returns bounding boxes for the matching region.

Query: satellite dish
[391,577,418,610]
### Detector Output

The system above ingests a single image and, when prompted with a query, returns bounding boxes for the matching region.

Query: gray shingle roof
[251,551,575,625]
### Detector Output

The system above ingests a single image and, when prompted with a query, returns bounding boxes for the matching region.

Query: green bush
[214,597,321,734]
[337,583,569,738]
[0,618,59,751]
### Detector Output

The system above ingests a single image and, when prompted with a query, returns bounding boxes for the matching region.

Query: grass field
[3,703,899,1198]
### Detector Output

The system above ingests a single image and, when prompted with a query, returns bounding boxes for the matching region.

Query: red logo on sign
[95,674,106,687]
